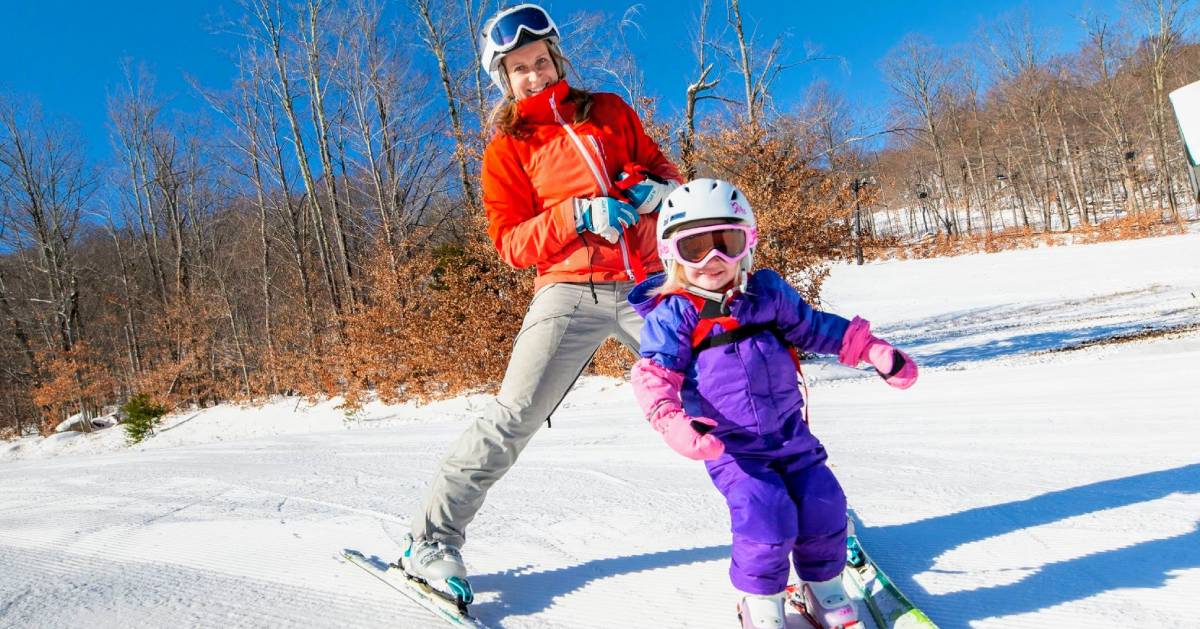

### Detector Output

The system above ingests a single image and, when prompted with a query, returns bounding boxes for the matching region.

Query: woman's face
[503,40,560,100]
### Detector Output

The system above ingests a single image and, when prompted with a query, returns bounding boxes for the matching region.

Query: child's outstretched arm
[761,269,918,388]
[838,316,919,389]
[630,358,725,461]
[765,269,852,354]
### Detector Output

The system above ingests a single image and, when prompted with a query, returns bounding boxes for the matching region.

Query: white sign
[1169,79,1200,202]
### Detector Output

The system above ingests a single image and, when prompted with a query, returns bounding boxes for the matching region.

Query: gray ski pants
[410,281,644,548]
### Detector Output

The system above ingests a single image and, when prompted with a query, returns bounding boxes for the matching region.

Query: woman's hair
[489,40,593,139]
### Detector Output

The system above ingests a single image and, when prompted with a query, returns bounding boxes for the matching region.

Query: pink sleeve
[838,316,874,366]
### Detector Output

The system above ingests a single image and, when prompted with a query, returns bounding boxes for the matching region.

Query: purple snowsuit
[629,269,852,594]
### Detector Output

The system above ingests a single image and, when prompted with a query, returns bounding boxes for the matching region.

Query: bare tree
[567,8,653,114]
[0,212,38,399]
[412,0,480,216]
[0,100,92,353]
[725,0,810,127]
[110,64,170,307]
[1080,15,1141,216]
[462,0,491,122]
[337,0,449,271]
[198,34,323,356]
[1131,0,1195,219]
[92,207,143,379]
[882,34,959,234]
[299,0,358,310]
[680,0,721,179]
[982,13,1074,231]
[248,0,346,321]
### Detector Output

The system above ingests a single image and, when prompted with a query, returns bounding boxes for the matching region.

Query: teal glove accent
[622,178,678,215]
[574,197,639,243]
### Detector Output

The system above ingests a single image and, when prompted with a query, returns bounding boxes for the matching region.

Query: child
[627,179,918,629]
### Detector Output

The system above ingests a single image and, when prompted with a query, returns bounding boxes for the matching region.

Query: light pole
[850,177,874,266]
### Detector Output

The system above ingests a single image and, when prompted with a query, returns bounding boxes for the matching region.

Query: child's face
[682,255,739,292]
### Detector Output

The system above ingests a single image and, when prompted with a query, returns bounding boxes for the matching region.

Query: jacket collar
[515,80,573,126]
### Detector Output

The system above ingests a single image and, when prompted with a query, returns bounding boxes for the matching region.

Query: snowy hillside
[2,231,1199,628]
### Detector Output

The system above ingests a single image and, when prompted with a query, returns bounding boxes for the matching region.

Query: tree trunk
[414,0,481,215]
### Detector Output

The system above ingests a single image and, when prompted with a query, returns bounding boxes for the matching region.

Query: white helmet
[657,178,756,276]
[480,4,561,93]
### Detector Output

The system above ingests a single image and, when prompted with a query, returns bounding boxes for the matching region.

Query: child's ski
[839,522,937,629]
[785,521,937,629]
[340,548,490,629]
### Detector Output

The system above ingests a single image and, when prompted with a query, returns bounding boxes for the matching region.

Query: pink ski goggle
[660,223,758,269]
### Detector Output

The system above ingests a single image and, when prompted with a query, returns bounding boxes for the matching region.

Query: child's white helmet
[479,4,561,93]
[657,178,756,275]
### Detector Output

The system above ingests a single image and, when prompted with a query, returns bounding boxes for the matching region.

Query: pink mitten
[630,358,725,460]
[653,410,725,460]
[864,338,918,389]
[839,317,919,389]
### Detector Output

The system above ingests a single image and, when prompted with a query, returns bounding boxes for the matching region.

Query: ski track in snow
[3,232,1200,628]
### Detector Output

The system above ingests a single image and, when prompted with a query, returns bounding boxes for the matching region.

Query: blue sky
[0,0,1125,161]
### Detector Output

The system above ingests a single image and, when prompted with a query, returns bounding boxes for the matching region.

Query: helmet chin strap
[682,268,749,316]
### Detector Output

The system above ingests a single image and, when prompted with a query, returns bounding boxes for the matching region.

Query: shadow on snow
[854,462,1200,627]
[462,464,1199,627]
[469,544,730,620]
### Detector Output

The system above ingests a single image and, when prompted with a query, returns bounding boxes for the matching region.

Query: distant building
[1169,79,1200,203]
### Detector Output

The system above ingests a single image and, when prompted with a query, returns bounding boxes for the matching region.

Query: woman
[402,3,682,593]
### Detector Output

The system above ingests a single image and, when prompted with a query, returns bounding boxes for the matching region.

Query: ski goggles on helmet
[484,5,558,50]
[662,223,758,268]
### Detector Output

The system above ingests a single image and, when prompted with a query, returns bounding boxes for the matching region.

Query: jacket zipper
[550,93,635,280]
[587,135,609,171]
[551,94,608,195]
[586,135,636,279]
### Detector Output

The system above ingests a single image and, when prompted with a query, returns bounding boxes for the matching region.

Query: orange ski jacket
[481,80,683,291]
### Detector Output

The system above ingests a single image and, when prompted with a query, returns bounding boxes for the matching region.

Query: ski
[340,548,490,629]
[839,522,937,629]
[784,521,937,629]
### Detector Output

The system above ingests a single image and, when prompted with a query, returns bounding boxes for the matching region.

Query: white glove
[574,197,639,243]
[622,176,679,215]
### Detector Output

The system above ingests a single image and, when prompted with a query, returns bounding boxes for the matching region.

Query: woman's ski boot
[397,533,474,614]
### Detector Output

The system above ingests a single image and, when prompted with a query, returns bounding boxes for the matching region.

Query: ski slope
[3,231,1199,629]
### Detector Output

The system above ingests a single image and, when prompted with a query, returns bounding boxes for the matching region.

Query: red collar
[661,289,743,347]
[515,80,573,125]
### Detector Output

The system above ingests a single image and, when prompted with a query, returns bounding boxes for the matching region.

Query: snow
[3,232,1200,628]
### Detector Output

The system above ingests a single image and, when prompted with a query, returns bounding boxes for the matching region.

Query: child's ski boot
[736,591,786,629]
[800,575,862,628]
